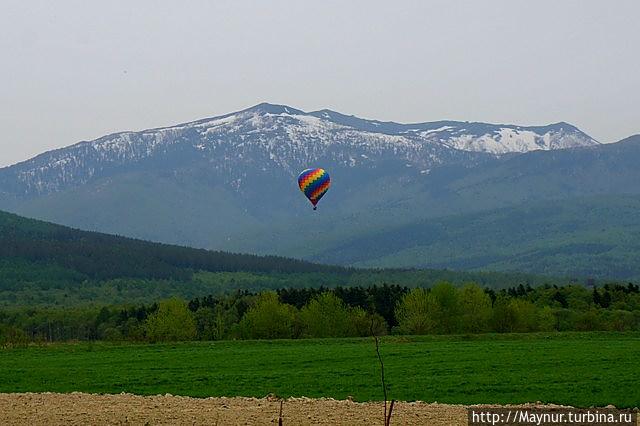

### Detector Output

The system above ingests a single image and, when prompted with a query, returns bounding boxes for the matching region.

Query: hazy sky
[1,1,638,167]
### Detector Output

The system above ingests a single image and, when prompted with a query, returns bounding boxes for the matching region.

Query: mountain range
[1,103,638,279]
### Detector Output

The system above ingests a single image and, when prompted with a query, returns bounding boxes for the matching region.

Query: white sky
[1,0,639,167]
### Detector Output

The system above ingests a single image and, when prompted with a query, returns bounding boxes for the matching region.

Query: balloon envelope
[297,168,331,208]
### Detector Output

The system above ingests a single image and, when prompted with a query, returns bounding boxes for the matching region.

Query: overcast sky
[1,1,638,167]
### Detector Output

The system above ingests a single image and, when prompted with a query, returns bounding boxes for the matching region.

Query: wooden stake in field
[371,319,395,426]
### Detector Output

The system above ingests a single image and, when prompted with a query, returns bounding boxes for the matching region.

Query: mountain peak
[243,103,305,115]
[544,121,582,132]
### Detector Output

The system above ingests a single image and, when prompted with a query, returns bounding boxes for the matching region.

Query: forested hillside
[1,210,638,346]
[314,195,640,279]
[0,210,574,307]
[0,209,340,280]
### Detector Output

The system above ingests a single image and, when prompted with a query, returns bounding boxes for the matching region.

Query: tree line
[1,282,639,345]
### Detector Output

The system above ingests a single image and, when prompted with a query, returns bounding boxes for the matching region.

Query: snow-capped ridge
[0,103,600,195]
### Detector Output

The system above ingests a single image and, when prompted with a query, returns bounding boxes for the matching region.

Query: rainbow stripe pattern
[297,168,331,209]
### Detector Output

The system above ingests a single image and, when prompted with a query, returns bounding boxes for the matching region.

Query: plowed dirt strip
[0,393,466,425]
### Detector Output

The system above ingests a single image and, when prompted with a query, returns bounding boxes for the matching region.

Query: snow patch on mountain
[441,127,598,154]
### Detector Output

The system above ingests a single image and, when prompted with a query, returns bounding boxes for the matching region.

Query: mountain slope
[230,135,640,264]
[311,194,640,280]
[1,104,635,280]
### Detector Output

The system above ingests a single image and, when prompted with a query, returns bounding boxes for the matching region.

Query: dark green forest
[0,209,344,280]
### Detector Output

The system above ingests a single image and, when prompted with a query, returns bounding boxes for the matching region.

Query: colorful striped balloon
[297,168,331,210]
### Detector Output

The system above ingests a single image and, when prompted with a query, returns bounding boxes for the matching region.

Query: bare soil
[0,393,463,425]
[0,393,636,425]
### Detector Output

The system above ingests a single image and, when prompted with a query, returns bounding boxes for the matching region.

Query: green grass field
[0,333,638,407]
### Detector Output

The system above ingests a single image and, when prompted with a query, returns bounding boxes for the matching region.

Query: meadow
[1,332,638,408]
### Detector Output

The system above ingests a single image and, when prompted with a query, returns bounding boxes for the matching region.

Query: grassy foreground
[0,333,638,407]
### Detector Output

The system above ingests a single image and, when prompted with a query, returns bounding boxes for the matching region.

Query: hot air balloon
[297,168,331,210]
